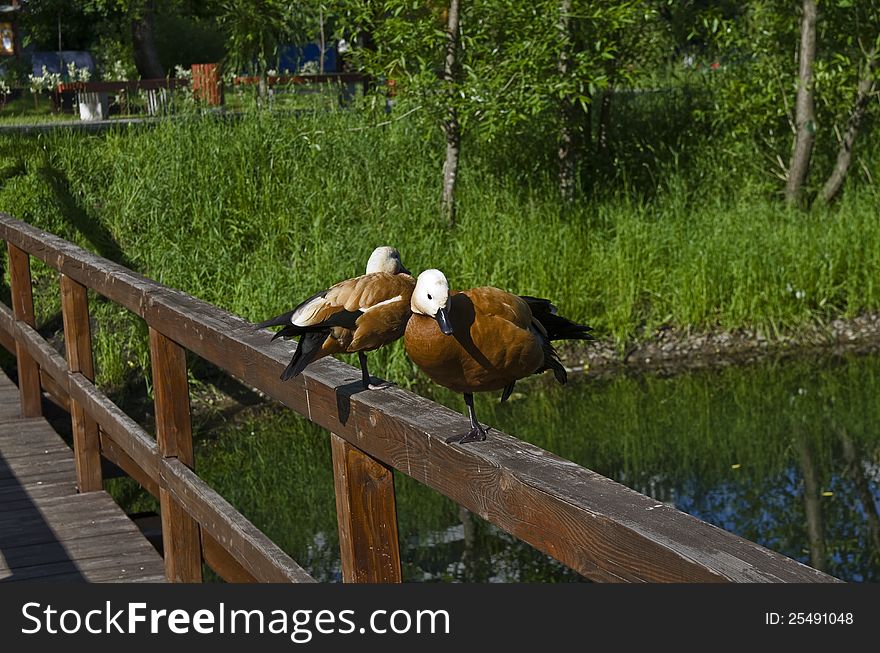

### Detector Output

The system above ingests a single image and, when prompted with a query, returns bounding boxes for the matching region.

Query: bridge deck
[0,369,165,582]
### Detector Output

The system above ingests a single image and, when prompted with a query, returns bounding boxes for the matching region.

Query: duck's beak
[435,306,454,335]
[399,263,412,275]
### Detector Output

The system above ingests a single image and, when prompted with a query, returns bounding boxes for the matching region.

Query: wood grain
[6,243,41,417]
[150,327,201,583]
[331,433,402,583]
[61,274,102,492]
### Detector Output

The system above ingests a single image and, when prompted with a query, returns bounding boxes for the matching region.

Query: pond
[112,351,880,582]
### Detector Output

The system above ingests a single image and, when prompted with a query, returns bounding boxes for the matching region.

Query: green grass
[0,93,80,125]
[0,105,879,389]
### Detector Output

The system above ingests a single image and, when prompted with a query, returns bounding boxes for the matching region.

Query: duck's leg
[446,393,488,444]
[358,351,392,390]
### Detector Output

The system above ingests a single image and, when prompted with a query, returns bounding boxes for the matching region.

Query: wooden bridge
[0,212,838,583]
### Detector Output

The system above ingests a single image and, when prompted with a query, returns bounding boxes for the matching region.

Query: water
[140,352,880,582]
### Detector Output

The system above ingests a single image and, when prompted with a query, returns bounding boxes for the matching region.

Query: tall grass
[1,106,879,387]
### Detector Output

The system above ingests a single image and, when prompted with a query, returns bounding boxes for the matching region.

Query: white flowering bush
[66,62,92,83]
[27,66,62,109]
[28,65,61,93]
[103,59,132,82]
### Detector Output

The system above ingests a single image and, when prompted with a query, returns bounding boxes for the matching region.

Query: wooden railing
[0,213,839,583]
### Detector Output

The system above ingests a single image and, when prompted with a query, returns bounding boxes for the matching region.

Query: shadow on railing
[0,212,839,583]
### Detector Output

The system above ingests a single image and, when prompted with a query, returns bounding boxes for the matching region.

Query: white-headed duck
[404,269,592,443]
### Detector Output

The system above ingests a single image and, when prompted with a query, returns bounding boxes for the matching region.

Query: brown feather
[404,287,546,394]
[310,273,414,355]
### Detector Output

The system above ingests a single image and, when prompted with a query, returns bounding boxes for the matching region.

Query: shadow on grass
[35,163,135,270]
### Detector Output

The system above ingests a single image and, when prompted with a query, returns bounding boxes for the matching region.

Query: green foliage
[694,1,880,191]
[335,1,660,139]
[1,110,880,387]
[216,0,311,76]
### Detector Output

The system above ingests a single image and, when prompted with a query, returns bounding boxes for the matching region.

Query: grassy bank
[1,106,879,389]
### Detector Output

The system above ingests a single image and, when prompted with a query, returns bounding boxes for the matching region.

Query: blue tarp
[30,50,96,78]
[277,43,337,74]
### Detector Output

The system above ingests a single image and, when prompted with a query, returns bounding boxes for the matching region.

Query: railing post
[330,433,402,582]
[60,274,103,492]
[150,326,202,582]
[7,243,42,417]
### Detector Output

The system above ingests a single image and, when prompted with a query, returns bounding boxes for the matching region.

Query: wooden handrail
[0,212,840,583]
[55,78,190,94]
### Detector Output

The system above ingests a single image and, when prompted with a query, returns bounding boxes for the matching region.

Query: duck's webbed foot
[445,393,489,444]
[446,423,488,444]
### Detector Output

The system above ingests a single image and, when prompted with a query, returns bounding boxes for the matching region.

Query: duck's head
[366,246,411,275]
[412,269,453,336]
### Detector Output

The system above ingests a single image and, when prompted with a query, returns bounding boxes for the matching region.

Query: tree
[80,0,166,78]
[440,0,460,225]
[702,1,880,206]
[785,0,818,205]
[820,38,880,204]
[334,1,650,215]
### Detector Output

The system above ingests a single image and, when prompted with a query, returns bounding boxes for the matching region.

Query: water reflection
[181,352,880,582]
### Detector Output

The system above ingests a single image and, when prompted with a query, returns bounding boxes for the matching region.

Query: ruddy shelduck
[258,246,415,389]
[404,269,592,443]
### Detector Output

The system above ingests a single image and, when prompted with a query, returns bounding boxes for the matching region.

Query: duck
[257,246,415,390]
[404,269,592,444]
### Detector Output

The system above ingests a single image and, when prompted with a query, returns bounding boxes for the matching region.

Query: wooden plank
[160,458,314,583]
[55,78,189,94]
[330,433,402,583]
[6,243,41,417]
[60,274,101,491]
[0,448,75,481]
[67,372,159,488]
[0,303,70,392]
[0,493,145,545]
[2,550,166,582]
[202,532,258,583]
[0,490,164,582]
[0,514,140,551]
[0,468,78,494]
[40,369,71,412]
[0,420,70,458]
[0,212,839,583]
[100,432,159,498]
[150,327,200,583]
[0,320,14,354]
[0,479,78,503]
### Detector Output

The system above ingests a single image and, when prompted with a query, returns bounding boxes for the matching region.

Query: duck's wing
[257,273,413,339]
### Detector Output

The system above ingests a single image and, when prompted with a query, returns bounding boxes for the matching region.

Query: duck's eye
[427,294,433,301]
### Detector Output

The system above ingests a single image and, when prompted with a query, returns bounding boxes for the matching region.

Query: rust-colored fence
[0,213,838,583]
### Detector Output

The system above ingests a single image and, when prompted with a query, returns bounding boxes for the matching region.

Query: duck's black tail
[521,295,592,386]
[520,295,593,342]
[256,310,302,341]
[280,331,328,381]
[257,312,328,380]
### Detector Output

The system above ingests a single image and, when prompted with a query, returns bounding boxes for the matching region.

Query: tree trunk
[785,0,818,205]
[820,44,878,204]
[131,0,165,80]
[797,432,827,572]
[557,0,579,202]
[441,0,462,227]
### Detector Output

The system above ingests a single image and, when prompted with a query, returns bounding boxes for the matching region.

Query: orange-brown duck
[258,246,414,389]
[404,269,592,443]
